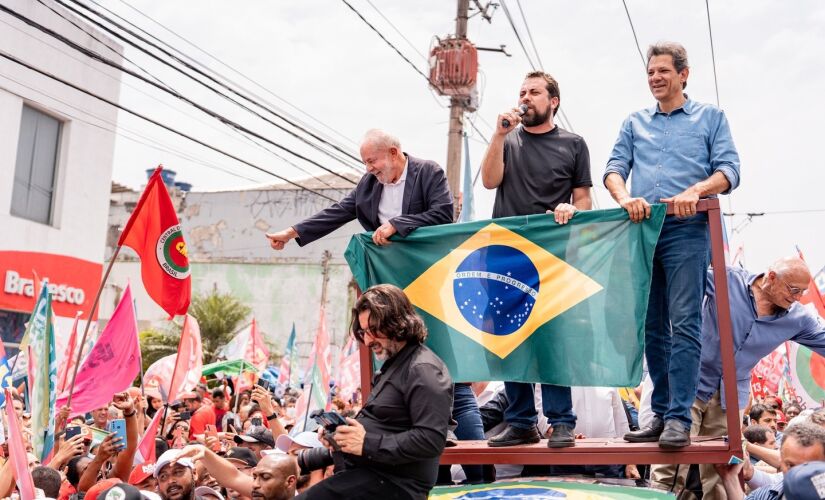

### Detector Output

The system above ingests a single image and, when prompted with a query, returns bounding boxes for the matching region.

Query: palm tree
[140,290,252,371]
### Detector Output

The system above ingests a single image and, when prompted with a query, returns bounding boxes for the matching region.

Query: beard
[521,105,552,127]
[369,339,402,361]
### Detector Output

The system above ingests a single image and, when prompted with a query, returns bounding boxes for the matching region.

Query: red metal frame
[359,199,741,464]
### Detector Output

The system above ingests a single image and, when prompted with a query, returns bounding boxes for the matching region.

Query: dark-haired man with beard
[299,284,453,499]
[480,70,591,449]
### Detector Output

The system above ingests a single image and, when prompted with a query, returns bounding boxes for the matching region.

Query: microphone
[502,104,528,128]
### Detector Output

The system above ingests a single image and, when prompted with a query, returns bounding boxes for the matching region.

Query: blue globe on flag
[453,245,539,336]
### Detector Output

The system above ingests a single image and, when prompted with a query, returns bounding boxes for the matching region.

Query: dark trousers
[503,381,576,429]
[296,468,415,500]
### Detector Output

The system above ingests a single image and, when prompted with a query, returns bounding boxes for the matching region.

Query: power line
[704,0,721,107]
[0,49,337,202]
[620,0,646,69]
[2,2,356,187]
[498,0,574,132]
[56,0,364,176]
[110,0,359,150]
[364,0,428,63]
[0,15,348,195]
[499,0,536,69]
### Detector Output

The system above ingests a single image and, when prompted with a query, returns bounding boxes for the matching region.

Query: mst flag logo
[405,223,602,358]
[156,224,190,279]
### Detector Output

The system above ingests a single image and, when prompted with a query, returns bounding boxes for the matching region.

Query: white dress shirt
[377,157,408,225]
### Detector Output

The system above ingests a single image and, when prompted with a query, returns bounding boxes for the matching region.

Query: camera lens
[297,447,334,475]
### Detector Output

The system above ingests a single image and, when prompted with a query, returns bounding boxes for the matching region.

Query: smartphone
[108,419,126,451]
[65,426,82,440]
[250,417,263,427]
[256,378,270,390]
[179,411,191,421]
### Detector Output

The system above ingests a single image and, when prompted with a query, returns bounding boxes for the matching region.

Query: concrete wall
[102,183,363,361]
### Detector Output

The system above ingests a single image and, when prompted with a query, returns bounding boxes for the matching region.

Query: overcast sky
[94,0,825,273]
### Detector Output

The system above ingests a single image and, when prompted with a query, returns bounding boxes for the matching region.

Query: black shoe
[623,415,664,443]
[659,419,691,449]
[487,425,540,447]
[547,423,576,448]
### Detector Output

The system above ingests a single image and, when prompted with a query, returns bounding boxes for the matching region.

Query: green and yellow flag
[345,206,665,385]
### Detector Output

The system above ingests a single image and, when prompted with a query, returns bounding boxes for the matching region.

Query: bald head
[769,257,811,283]
[251,454,298,500]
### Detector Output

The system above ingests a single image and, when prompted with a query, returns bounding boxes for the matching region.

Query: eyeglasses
[780,278,806,297]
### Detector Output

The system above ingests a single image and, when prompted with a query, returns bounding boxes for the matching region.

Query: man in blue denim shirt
[654,257,825,496]
[604,42,741,448]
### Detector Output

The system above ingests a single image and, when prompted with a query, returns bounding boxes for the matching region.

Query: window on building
[11,105,62,225]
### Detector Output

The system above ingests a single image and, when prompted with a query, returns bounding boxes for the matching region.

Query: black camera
[297,446,334,475]
[310,409,347,433]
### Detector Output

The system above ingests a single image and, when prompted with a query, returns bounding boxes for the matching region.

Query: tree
[139,290,252,372]
[189,290,251,363]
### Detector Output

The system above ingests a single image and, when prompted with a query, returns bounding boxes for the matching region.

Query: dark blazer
[293,154,453,246]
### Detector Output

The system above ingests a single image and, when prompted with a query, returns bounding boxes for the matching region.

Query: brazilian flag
[345,206,665,385]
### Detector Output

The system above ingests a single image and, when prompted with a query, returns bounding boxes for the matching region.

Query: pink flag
[56,285,142,414]
[167,315,203,403]
[4,388,35,499]
[57,311,82,394]
[294,311,332,430]
[134,410,162,465]
[245,319,270,371]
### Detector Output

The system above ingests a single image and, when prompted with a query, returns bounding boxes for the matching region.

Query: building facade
[0,0,122,356]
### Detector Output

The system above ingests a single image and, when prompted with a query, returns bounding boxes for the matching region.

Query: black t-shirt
[492,126,592,218]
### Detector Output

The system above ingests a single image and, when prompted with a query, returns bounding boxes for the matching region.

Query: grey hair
[769,256,807,278]
[647,42,689,88]
[362,129,401,151]
[782,422,825,448]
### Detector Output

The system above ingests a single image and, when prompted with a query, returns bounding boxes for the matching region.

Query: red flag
[167,315,203,403]
[135,410,162,465]
[4,388,35,499]
[118,166,190,317]
[57,311,82,394]
[751,348,786,395]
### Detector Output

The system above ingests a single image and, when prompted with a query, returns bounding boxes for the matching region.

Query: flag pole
[302,381,314,431]
[65,245,121,408]
[159,315,189,435]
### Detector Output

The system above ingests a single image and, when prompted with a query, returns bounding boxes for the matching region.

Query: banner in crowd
[118,166,191,318]
[20,283,57,461]
[0,342,12,408]
[4,388,35,499]
[56,312,82,395]
[293,311,332,432]
[145,315,202,402]
[345,207,665,384]
[751,348,786,396]
[336,336,360,403]
[278,324,299,387]
[57,285,141,413]
[788,343,825,409]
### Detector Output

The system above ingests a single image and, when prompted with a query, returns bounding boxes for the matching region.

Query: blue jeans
[503,381,576,429]
[646,215,709,427]
[452,383,485,483]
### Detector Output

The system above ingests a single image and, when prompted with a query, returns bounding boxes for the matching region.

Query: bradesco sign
[0,251,102,318]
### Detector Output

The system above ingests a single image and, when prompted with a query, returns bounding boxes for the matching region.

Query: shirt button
[656,183,660,186]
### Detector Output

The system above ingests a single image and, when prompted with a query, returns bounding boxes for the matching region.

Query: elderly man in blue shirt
[604,41,741,448]
[653,257,825,497]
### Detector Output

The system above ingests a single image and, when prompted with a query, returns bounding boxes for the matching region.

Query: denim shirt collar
[650,93,694,116]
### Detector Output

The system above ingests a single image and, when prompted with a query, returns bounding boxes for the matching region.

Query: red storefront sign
[0,251,102,319]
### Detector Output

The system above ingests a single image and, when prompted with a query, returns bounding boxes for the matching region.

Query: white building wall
[0,0,122,262]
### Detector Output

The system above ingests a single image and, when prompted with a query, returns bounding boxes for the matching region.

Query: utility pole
[446,0,470,220]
